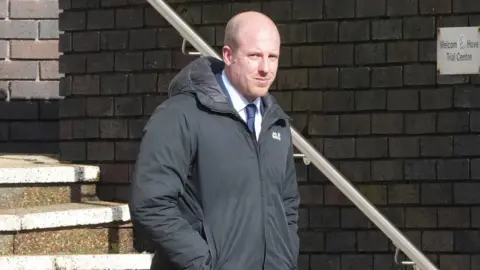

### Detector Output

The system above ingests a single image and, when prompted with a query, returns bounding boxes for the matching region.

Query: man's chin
[251,85,271,95]
[249,89,269,99]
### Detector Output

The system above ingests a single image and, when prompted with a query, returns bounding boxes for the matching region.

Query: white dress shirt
[221,70,262,140]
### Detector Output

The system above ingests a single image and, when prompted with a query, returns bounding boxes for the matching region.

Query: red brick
[72,32,100,52]
[9,0,59,19]
[87,9,114,30]
[40,61,60,79]
[59,11,86,31]
[72,119,99,139]
[0,40,7,59]
[232,3,261,15]
[115,8,143,29]
[99,164,130,183]
[144,51,172,70]
[0,20,37,39]
[114,96,142,116]
[87,142,114,161]
[299,185,324,205]
[325,185,352,205]
[128,118,148,139]
[10,40,59,59]
[59,54,86,73]
[293,91,323,112]
[86,97,114,117]
[59,33,72,52]
[10,122,58,141]
[0,61,37,79]
[86,53,114,72]
[39,101,59,120]
[270,91,292,111]
[60,142,86,162]
[201,3,229,24]
[0,122,8,140]
[293,0,323,20]
[277,69,308,90]
[72,75,100,95]
[59,97,86,118]
[115,141,140,161]
[59,120,73,140]
[144,6,168,27]
[262,1,291,21]
[10,81,60,99]
[278,23,307,44]
[0,81,8,100]
[39,20,59,39]
[0,0,6,18]
[292,46,323,66]
[453,0,480,13]
[99,119,128,139]
[59,76,72,96]
[143,95,167,115]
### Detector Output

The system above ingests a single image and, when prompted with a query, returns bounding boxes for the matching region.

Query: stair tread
[0,253,153,270]
[0,154,60,166]
[0,201,130,231]
[0,161,99,184]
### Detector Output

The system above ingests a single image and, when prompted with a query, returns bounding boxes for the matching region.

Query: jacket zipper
[252,118,281,270]
[249,126,267,269]
[209,104,283,269]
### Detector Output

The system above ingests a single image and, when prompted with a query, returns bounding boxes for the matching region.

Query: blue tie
[245,104,256,135]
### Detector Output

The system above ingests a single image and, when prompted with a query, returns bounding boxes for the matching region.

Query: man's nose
[259,58,270,73]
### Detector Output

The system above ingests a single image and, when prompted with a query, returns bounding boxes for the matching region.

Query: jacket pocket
[201,222,216,269]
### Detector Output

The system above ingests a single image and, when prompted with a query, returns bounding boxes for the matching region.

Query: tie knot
[245,103,256,119]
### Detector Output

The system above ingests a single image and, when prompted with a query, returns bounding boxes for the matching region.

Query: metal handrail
[146,1,440,269]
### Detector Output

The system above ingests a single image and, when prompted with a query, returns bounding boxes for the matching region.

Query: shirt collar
[221,70,261,114]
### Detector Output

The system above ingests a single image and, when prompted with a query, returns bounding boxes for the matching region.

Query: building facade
[1,0,480,269]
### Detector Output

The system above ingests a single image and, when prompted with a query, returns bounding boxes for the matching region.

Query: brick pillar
[58,0,480,269]
[0,0,60,154]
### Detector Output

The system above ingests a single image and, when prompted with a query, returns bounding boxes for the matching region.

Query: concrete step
[0,202,153,256]
[0,154,101,209]
[0,183,98,209]
[0,222,153,256]
[0,201,130,231]
[0,253,153,270]
[0,155,99,184]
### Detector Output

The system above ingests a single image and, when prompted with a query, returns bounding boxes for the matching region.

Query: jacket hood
[168,56,225,101]
[167,56,287,119]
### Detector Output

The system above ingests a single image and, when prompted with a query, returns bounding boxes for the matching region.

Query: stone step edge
[0,164,100,184]
[0,253,153,270]
[0,202,130,231]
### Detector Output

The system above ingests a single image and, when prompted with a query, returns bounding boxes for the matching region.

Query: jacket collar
[168,56,290,122]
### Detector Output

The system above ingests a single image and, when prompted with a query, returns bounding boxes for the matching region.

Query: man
[129,11,300,270]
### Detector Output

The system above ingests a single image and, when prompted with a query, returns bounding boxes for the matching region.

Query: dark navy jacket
[129,56,300,270]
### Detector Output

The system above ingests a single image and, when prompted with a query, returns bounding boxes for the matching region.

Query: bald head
[224,11,280,50]
[221,11,281,102]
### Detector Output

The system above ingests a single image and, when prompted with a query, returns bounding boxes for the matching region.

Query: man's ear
[222,45,233,66]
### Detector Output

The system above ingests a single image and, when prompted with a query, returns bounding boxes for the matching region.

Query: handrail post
[145,1,440,269]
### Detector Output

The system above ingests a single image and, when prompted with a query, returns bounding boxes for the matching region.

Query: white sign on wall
[437,27,480,75]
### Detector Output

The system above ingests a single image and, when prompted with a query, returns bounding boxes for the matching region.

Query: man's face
[223,26,280,101]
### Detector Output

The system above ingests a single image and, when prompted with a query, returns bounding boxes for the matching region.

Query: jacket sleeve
[129,102,211,270]
[283,135,301,265]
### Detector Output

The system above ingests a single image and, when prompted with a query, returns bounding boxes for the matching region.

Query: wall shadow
[0,99,59,155]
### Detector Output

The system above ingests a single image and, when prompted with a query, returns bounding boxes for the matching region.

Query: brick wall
[0,0,60,154]
[58,0,480,269]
